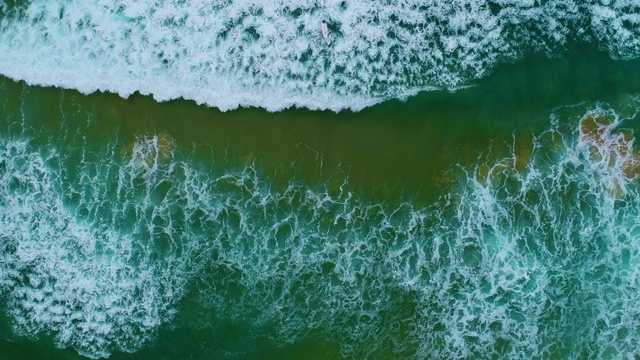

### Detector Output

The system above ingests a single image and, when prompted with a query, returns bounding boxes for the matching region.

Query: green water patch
[2,48,639,205]
[0,0,31,23]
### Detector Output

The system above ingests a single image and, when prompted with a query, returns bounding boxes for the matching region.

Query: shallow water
[1,4,640,358]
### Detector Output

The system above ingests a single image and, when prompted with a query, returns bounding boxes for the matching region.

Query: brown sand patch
[120,133,176,168]
[580,115,639,179]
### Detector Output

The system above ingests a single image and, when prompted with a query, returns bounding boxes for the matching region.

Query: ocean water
[1,0,640,111]
[2,1,640,360]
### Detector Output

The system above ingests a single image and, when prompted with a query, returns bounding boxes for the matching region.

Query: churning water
[0,0,639,111]
[0,80,639,358]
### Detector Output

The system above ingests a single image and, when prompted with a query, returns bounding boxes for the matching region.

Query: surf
[1,93,639,358]
[0,1,639,112]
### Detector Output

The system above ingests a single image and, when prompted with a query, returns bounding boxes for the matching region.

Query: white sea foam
[191,98,640,358]
[1,98,640,358]
[0,135,204,358]
[0,1,638,111]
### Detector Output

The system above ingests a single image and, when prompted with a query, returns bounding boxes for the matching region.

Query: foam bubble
[0,1,639,111]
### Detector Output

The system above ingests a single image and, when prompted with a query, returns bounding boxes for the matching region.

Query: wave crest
[0,0,639,111]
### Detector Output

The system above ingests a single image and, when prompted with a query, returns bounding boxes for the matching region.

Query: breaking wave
[0,0,639,111]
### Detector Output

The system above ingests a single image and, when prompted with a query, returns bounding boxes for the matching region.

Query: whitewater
[0,0,639,111]
[1,80,640,357]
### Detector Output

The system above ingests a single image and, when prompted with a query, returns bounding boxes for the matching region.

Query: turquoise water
[2,1,640,359]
